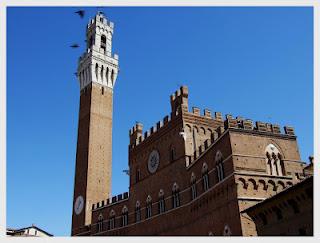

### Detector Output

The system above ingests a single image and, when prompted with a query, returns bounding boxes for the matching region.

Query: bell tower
[71,12,119,235]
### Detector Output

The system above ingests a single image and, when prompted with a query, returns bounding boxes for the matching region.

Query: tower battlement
[87,12,115,31]
[170,86,189,114]
[129,86,295,151]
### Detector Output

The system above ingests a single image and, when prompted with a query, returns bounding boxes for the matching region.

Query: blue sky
[7,7,313,236]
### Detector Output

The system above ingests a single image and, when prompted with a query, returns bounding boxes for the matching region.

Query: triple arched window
[265,144,285,176]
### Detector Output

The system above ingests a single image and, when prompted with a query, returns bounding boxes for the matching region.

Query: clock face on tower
[148,150,160,173]
[74,195,84,215]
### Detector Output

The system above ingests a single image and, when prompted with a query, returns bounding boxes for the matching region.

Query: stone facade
[71,13,313,237]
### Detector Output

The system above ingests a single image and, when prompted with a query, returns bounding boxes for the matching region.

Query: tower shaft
[71,12,119,235]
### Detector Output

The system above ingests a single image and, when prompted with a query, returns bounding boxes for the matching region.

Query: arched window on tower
[190,172,197,200]
[215,151,225,182]
[135,201,141,222]
[146,195,152,219]
[172,183,180,208]
[111,69,115,86]
[95,63,99,81]
[202,163,209,191]
[265,144,285,176]
[101,65,104,82]
[106,67,109,85]
[101,35,106,54]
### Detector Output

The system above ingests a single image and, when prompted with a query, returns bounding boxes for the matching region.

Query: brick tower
[71,12,119,235]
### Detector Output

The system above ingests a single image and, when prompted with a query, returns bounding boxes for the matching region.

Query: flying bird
[70,44,79,48]
[75,10,85,19]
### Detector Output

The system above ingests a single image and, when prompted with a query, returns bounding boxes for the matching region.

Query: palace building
[71,12,313,236]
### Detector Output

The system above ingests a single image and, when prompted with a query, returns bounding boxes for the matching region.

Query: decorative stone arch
[277,181,286,191]
[268,180,277,191]
[135,200,141,208]
[223,224,232,236]
[172,182,179,192]
[200,127,206,135]
[109,209,115,217]
[286,181,293,187]
[158,189,164,198]
[215,150,223,163]
[258,179,268,190]
[98,213,104,221]
[238,177,248,189]
[202,162,208,174]
[190,172,196,184]
[248,178,258,190]
[146,195,152,204]
[122,205,128,214]
[193,126,199,133]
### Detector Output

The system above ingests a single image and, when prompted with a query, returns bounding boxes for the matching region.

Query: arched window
[100,65,104,82]
[158,189,165,214]
[172,183,180,208]
[101,35,106,53]
[202,163,209,191]
[215,151,225,182]
[95,63,99,81]
[121,206,128,227]
[190,172,197,200]
[135,201,141,222]
[109,210,115,230]
[111,69,115,85]
[106,67,109,85]
[97,214,104,232]
[146,195,152,219]
[265,144,285,176]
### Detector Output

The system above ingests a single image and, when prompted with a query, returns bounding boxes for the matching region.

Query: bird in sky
[70,44,79,48]
[75,10,85,19]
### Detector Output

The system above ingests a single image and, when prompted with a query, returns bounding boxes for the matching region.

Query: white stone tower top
[77,12,119,91]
